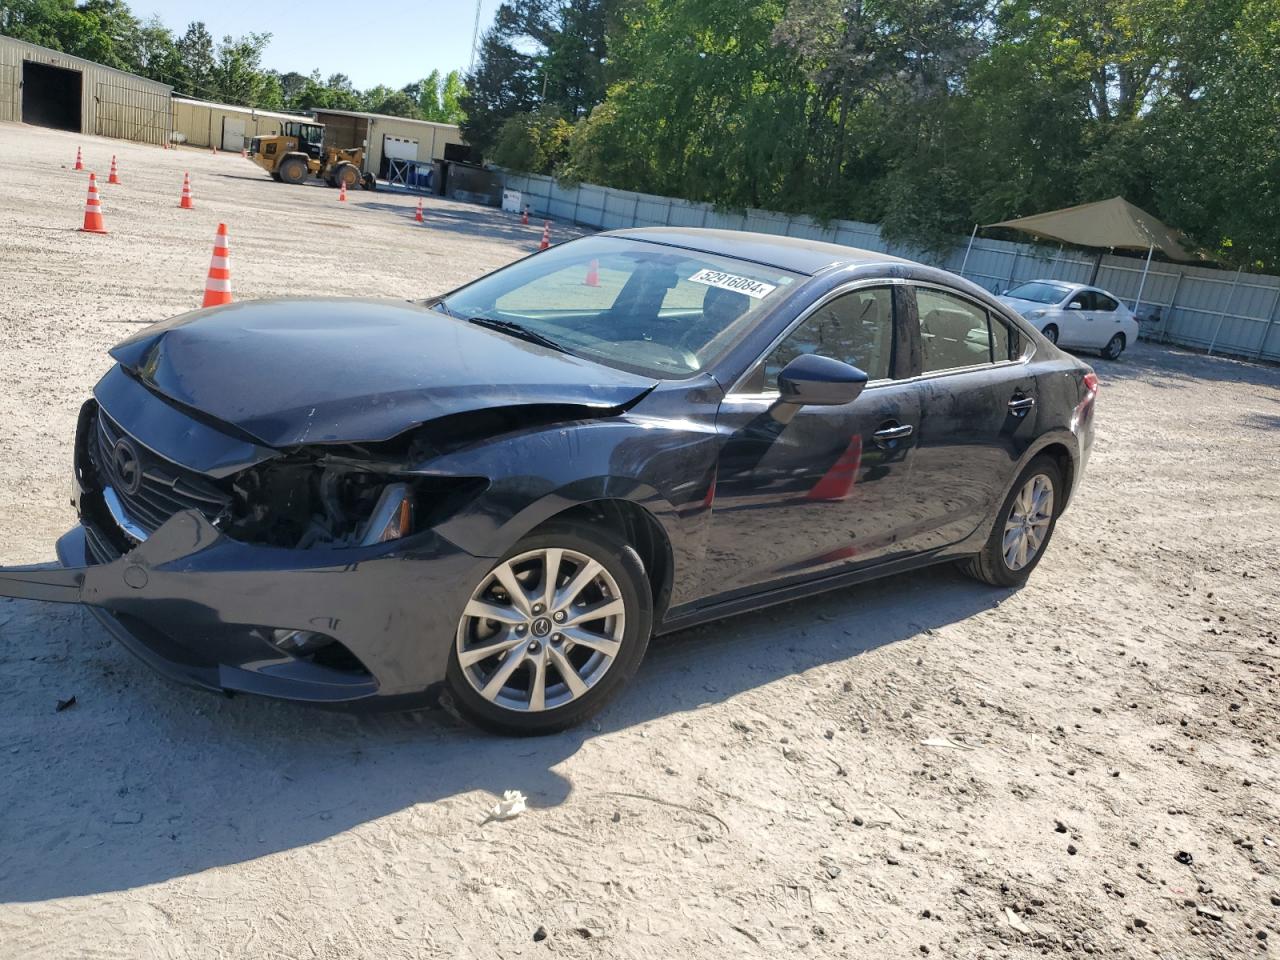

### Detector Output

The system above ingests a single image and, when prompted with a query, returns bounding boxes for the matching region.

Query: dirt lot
[1,123,1277,960]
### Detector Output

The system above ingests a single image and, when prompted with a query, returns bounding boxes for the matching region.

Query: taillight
[1082,372,1100,395]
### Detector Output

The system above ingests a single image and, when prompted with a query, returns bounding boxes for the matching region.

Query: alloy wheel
[1002,474,1054,571]
[456,548,626,713]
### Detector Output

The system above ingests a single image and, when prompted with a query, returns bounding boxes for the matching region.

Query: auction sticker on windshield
[688,269,778,300]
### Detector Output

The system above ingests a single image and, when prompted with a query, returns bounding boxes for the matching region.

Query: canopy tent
[987,196,1194,262]
[959,196,1197,324]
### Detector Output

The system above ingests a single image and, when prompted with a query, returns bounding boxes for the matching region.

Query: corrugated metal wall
[502,171,1280,363]
[313,111,463,174]
[0,36,171,144]
[172,99,304,148]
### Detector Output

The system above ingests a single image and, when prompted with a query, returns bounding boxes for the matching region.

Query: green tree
[440,69,467,123]
[210,32,272,106]
[492,106,574,173]
[176,21,215,97]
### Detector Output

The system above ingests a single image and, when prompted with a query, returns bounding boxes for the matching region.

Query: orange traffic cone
[521,207,529,226]
[338,180,348,202]
[415,198,424,222]
[202,223,232,308]
[78,173,108,234]
[179,172,194,209]
[107,155,120,185]
[583,259,600,287]
[539,221,551,251]
[74,147,83,171]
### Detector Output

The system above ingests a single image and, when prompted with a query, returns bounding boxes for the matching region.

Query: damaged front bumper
[1,496,489,708]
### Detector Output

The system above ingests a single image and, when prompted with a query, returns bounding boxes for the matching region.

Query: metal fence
[500,171,1280,363]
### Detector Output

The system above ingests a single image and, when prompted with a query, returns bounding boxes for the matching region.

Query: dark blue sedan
[0,228,1098,734]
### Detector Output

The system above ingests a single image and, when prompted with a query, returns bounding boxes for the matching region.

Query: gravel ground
[1,123,1278,959]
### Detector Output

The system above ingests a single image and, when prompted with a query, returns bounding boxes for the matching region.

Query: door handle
[1008,395,1036,416]
[872,422,914,445]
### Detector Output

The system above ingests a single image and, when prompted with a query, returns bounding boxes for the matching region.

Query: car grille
[89,408,232,538]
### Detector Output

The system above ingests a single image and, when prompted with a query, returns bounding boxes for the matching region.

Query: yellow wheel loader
[248,121,377,191]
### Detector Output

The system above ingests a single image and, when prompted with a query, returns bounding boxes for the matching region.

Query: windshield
[439,236,799,378]
[1004,281,1071,304]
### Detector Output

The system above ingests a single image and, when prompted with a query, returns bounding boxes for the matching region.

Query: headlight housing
[1028,309,1048,319]
[225,458,485,549]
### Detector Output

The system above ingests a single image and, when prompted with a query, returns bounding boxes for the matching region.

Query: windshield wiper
[465,316,568,354]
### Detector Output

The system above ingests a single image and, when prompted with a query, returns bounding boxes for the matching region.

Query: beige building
[311,109,464,178]
[172,98,311,151]
[0,36,172,145]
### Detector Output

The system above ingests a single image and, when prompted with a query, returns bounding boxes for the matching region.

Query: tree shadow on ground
[1098,340,1280,391]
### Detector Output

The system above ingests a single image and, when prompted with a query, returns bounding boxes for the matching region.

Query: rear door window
[916,288,996,372]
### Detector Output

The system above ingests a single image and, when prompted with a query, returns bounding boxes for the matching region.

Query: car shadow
[0,562,1000,902]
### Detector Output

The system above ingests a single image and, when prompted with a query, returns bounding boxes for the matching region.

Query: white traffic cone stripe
[204,278,232,292]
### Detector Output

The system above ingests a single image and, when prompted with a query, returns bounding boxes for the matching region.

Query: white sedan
[998,280,1138,360]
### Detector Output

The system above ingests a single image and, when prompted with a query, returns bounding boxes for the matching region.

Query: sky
[134,0,505,89]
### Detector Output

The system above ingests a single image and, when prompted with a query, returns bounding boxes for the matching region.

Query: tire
[332,162,360,190]
[278,156,308,185]
[1101,333,1125,360]
[1042,324,1059,345]
[960,455,1063,588]
[270,171,282,182]
[445,521,653,735]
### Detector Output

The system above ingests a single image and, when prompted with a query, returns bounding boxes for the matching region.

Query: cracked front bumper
[2,507,487,706]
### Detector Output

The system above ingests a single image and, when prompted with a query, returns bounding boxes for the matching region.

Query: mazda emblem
[111,437,143,496]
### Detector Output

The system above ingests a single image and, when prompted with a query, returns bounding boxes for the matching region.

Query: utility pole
[469,0,483,75]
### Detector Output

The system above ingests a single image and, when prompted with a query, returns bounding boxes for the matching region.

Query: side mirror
[999,289,1009,296]
[1067,301,1083,310]
[777,353,868,407]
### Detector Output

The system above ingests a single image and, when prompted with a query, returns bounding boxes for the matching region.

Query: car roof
[605,227,912,276]
[1014,278,1126,300]
[1010,278,1082,293]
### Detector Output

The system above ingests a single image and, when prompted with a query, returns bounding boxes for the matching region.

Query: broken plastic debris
[1004,907,1031,934]
[55,696,77,713]
[482,790,528,823]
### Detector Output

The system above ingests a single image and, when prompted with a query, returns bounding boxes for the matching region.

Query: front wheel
[1042,324,1059,345]
[446,522,653,735]
[1101,333,1125,360]
[960,456,1063,587]
[331,162,361,190]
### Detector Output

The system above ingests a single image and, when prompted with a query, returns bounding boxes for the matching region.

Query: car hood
[109,298,658,448]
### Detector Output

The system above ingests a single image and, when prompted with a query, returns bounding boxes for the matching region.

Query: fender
[424,411,721,602]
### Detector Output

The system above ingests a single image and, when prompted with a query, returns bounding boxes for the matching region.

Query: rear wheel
[277,156,308,185]
[1101,333,1125,360]
[960,456,1063,587]
[446,522,653,735]
[1042,324,1059,345]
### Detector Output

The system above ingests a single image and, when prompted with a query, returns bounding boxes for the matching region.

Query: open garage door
[221,116,246,151]
[22,61,82,132]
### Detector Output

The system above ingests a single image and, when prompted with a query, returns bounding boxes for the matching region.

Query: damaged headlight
[223,457,484,550]
[359,483,414,545]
